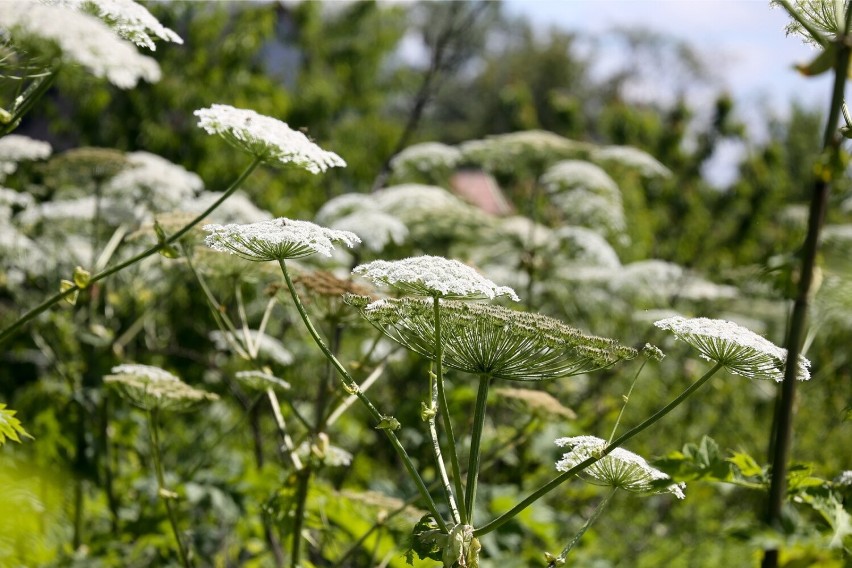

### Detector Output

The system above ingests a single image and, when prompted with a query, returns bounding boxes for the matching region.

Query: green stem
[146,408,191,568]
[0,157,261,345]
[464,374,490,522]
[432,296,467,524]
[428,364,461,524]
[291,466,312,567]
[608,359,647,445]
[0,68,58,137]
[762,8,852,568]
[474,362,723,537]
[549,488,616,566]
[278,260,447,533]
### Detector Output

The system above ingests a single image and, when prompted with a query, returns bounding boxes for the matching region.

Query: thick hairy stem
[464,374,490,522]
[475,363,723,537]
[762,7,852,568]
[0,158,261,345]
[428,365,461,524]
[432,296,467,524]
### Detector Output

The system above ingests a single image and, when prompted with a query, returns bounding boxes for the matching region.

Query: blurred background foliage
[1,1,851,566]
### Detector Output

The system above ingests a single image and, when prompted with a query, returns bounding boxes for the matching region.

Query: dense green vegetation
[1,1,850,567]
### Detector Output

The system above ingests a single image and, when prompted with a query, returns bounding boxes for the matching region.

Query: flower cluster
[353,256,519,301]
[1,2,161,88]
[104,151,203,211]
[348,296,637,381]
[591,145,672,178]
[389,142,461,177]
[104,364,218,411]
[204,218,360,262]
[654,315,811,381]
[50,0,183,50]
[0,135,52,180]
[541,160,621,201]
[459,130,585,174]
[194,105,346,173]
[555,436,685,499]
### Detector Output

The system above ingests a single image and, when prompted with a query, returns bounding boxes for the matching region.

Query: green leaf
[728,451,765,478]
[0,403,33,445]
[72,266,91,289]
[794,44,837,77]
[375,416,401,431]
[59,280,78,305]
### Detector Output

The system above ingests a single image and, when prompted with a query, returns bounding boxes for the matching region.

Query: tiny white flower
[204,217,360,262]
[834,470,852,486]
[555,435,685,499]
[194,104,346,173]
[49,0,183,50]
[1,2,161,88]
[353,255,519,301]
[654,315,811,381]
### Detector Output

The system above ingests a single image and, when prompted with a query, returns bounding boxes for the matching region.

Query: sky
[501,0,837,185]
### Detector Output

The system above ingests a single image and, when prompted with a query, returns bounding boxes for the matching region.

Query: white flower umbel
[591,146,671,178]
[541,160,621,202]
[329,209,408,252]
[204,218,360,262]
[314,192,375,225]
[555,436,685,499]
[654,316,811,382]
[104,364,218,411]
[389,142,461,175]
[194,104,346,173]
[0,135,52,180]
[1,2,161,88]
[104,151,203,211]
[235,370,291,393]
[353,255,519,301]
[50,0,183,50]
[182,191,273,224]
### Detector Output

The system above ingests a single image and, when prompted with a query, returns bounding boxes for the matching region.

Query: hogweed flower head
[104,151,203,210]
[1,2,161,88]
[329,209,408,252]
[0,135,52,180]
[347,296,637,381]
[654,315,811,382]
[194,104,346,173]
[591,145,671,178]
[235,370,291,393]
[353,255,519,301]
[49,0,183,50]
[104,364,218,411]
[204,217,360,262]
[555,435,685,499]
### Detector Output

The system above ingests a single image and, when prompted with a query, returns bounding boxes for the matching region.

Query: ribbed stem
[464,374,491,522]
[432,296,467,524]
[428,366,461,524]
[475,362,723,537]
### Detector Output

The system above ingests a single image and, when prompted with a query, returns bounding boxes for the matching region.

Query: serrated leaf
[0,403,33,445]
[60,279,79,305]
[728,452,764,478]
